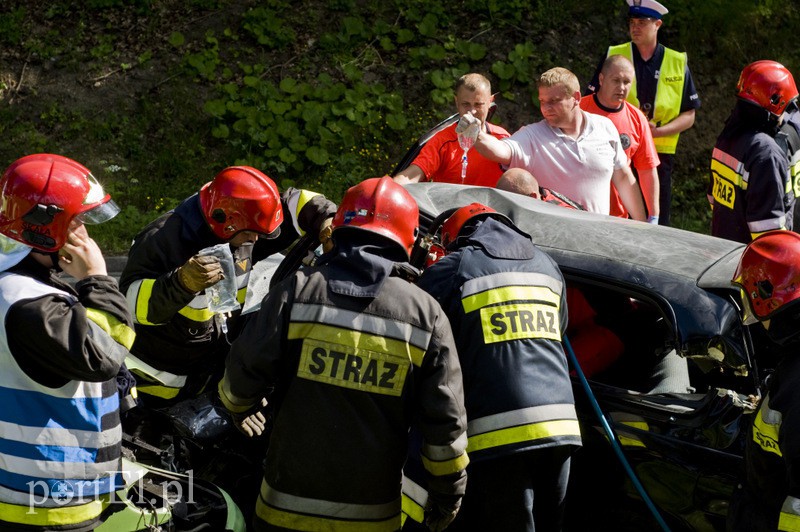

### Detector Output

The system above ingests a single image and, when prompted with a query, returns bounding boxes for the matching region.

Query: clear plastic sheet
[198,243,240,314]
[165,393,232,441]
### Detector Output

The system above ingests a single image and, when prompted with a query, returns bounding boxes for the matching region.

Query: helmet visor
[0,234,32,272]
[77,199,121,225]
[739,288,761,326]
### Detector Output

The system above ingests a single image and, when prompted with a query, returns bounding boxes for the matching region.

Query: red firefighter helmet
[732,231,800,324]
[0,154,120,252]
[331,176,419,257]
[736,60,799,117]
[440,202,510,248]
[199,166,283,240]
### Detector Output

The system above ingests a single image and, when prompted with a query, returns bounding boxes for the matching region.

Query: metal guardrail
[105,256,127,280]
[59,256,127,284]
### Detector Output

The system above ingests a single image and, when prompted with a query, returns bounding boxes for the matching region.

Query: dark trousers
[449,446,572,532]
[726,483,780,532]
[657,153,675,226]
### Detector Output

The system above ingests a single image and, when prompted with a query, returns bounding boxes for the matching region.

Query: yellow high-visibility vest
[608,43,687,154]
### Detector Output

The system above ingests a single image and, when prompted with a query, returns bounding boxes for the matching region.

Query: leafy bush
[1,0,799,253]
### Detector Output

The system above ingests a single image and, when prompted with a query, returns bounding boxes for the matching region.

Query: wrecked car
[403,182,760,532]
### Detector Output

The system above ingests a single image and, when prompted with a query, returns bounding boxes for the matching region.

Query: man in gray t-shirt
[468,67,647,218]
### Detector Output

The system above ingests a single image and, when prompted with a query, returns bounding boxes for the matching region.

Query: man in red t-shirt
[393,73,510,187]
[580,55,660,222]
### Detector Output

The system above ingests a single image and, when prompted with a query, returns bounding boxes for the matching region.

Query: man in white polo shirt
[468,67,647,219]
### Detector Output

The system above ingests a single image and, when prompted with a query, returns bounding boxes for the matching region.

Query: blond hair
[538,67,580,97]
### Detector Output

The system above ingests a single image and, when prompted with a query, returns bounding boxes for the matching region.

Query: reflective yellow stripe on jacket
[400,474,428,526]
[0,496,111,528]
[710,147,788,237]
[287,303,469,477]
[461,271,563,345]
[791,152,800,198]
[124,277,215,325]
[124,353,187,400]
[753,393,782,457]
[256,478,401,532]
[608,43,687,154]
[710,147,747,211]
[287,189,322,236]
[466,404,579,453]
[287,304,430,400]
[220,294,428,414]
[421,432,469,477]
[85,308,135,350]
[460,272,577,451]
[126,278,158,325]
[126,276,248,326]
[779,496,800,531]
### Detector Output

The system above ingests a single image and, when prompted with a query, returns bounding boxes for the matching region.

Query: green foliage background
[0,0,797,252]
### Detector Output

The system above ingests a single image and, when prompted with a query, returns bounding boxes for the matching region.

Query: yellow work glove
[178,254,224,293]
[319,217,334,253]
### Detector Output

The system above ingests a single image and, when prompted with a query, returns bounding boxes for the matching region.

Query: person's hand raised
[456,111,480,150]
[177,254,224,293]
[58,223,107,280]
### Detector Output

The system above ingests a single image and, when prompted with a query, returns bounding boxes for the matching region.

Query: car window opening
[566,280,692,395]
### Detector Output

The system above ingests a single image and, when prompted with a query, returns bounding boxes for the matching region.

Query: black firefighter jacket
[219,237,469,531]
[417,218,582,462]
[730,349,800,531]
[119,188,335,401]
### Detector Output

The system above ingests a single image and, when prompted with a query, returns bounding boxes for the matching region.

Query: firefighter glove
[319,217,334,253]
[424,492,462,532]
[178,254,224,293]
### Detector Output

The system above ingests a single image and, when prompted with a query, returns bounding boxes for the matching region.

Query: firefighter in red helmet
[219,176,468,531]
[411,202,581,532]
[728,230,800,531]
[119,166,336,406]
[709,60,799,243]
[0,154,134,530]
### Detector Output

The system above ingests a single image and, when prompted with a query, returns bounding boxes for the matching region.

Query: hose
[563,336,671,532]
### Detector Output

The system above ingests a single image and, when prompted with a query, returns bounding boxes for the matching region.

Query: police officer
[120,166,336,405]
[219,176,468,532]
[587,0,701,226]
[709,61,797,243]
[0,154,134,531]
[728,231,800,531]
[417,203,582,531]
